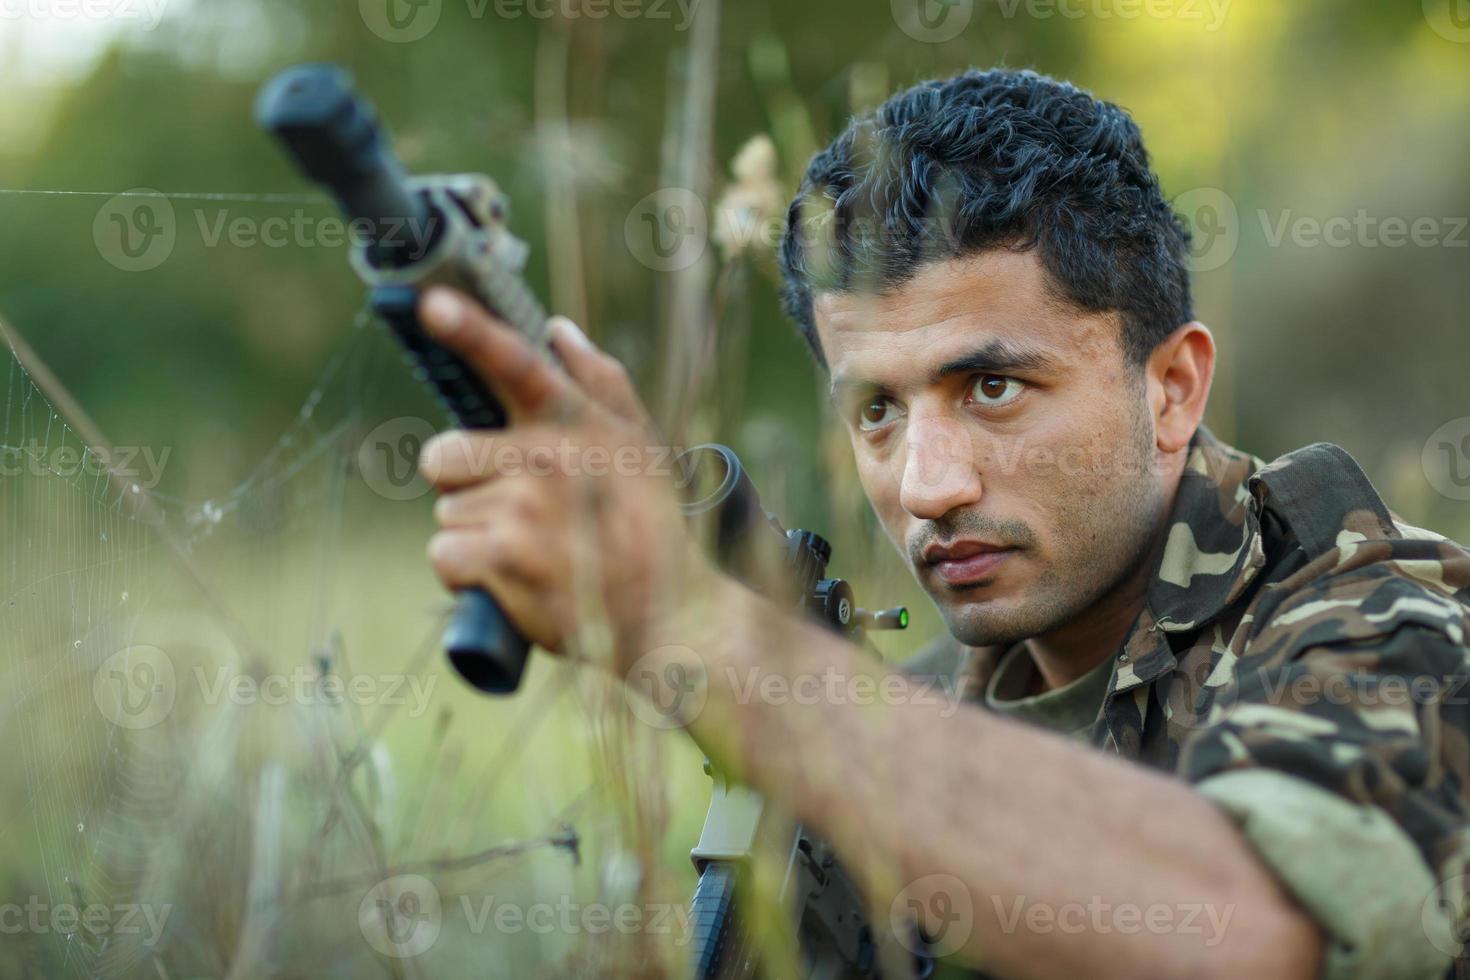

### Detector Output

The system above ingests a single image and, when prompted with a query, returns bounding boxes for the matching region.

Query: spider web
[0,311,701,979]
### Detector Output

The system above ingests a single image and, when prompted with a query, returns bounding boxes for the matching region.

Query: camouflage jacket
[906,426,1470,976]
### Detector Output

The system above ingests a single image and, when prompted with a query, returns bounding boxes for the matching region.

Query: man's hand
[415,285,709,668]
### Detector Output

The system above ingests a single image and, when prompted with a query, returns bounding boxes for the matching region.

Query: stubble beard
[936,402,1166,650]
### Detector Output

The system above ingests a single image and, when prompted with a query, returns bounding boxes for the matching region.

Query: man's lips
[921,540,1016,586]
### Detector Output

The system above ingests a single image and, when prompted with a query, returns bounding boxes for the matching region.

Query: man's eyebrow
[930,340,1057,382]
[828,339,1058,403]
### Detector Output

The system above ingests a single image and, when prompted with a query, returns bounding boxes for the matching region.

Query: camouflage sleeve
[1177,590,1470,972]
[1197,768,1451,978]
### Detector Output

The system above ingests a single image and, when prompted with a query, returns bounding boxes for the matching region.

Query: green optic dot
[898,609,909,628]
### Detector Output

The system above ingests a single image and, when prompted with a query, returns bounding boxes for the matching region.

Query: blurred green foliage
[0,2,1467,975]
[2,0,1465,533]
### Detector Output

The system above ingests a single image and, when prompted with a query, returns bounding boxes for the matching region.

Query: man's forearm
[654,575,1325,980]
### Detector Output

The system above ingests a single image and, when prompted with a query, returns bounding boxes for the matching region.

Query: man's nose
[898,413,983,520]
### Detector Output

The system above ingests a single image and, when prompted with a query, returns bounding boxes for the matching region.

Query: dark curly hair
[777,68,1193,369]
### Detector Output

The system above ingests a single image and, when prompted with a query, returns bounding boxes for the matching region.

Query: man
[416,68,1470,978]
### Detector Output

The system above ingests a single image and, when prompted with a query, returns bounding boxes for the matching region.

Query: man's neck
[1021,572,1151,691]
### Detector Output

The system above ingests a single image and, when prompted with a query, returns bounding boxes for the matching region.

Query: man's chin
[934,593,1053,649]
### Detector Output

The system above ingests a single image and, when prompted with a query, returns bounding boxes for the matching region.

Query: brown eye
[857,396,900,431]
[969,374,1023,407]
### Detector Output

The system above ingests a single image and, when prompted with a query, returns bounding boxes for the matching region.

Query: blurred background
[0,0,1466,976]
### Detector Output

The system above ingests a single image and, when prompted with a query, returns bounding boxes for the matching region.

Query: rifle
[679,445,933,980]
[255,64,933,978]
[256,63,543,694]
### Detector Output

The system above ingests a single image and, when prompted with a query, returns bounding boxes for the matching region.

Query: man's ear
[1146,322,1216,454]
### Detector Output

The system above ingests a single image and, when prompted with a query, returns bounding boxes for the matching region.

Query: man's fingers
[433,478,549,530]
[420,286,579,421]
[419,431,499,491]
[426,527,559,647]
[548,316,651,426]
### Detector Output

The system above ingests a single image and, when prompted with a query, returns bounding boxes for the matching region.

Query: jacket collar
[1143,425,1268,635]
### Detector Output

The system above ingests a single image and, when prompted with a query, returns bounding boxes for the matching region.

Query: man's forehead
[813,250,1113,383]
[813,249,1052,332]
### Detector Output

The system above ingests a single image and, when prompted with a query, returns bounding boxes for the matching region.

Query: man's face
[813,249,1168,649]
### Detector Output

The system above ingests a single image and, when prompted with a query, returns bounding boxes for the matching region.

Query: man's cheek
[852,448,908,548]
